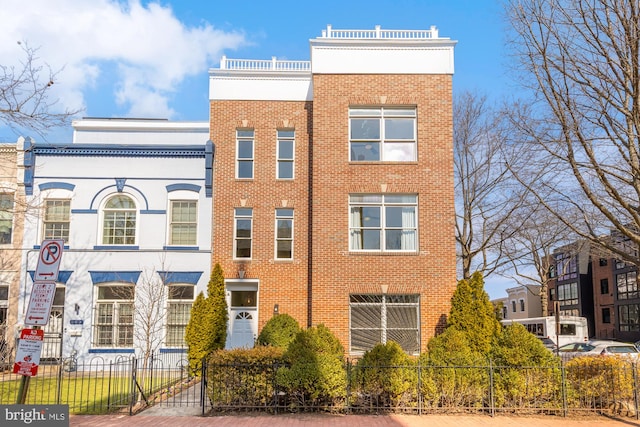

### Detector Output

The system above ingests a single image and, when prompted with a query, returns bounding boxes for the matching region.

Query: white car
[558,340,640,361]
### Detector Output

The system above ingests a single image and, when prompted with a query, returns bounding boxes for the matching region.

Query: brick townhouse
[210,25,458,355]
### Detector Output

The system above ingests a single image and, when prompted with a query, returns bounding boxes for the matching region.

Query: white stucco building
[16,118,212,364]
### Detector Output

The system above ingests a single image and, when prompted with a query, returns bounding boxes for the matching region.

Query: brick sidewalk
[69,413,640,427]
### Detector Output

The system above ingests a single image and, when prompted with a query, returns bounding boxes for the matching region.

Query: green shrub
[492,323,559,367]
[352,341,417,407]
[256,313,301,349]
[277,324,347,407]
[206,346,285,408]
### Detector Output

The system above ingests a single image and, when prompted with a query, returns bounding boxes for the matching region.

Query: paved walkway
[69,412,640,427]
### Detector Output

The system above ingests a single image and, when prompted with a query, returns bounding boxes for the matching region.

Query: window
[619,304,640,332]
[277,130,294,179]
[602,307,611,324]
[0,193,14,244]
[169,201,197,245]
[43,199,70,242]
[275,208,293,259]
[549,288,555,301]
[511,300,516,312]
[234,208,252,258]
[557,282,579,305]
[349,107,416,162]
[350,294,419,354]
[599,258,608,266]
[166,284,194,347]
[520,299,525,312]
[94,285,134,347]
[236,130,254,179]
[0,285,8,326]
[102,195,137,245]
[555,252,577,280]
[600,278,609,295]
[349,194,417,252]
[617,272,639,300]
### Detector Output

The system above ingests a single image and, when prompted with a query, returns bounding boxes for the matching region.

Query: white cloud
[0,0,246,119]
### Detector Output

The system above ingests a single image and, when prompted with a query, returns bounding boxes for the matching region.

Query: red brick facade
[210,53,457,355]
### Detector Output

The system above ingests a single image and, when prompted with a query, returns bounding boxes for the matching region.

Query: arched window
[102,195,137,245]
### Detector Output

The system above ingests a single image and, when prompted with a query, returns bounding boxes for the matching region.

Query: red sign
[13,328,44,376]
[24,282,56,326]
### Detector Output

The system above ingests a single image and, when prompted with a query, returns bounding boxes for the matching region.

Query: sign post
[16,240,64,404]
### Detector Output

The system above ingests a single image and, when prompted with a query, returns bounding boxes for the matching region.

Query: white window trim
[165,283,195,348]
[236,130,254,179]
[275,208,294,260]
[93,284,135,348]
[99,193,139,246]
[234,208,253,259]
[349,107,417,162]
[276,130,295,180]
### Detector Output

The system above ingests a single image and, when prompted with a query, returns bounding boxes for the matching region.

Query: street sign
[24,282,56,326]
[13,328,44,376]
[33,239,64,282]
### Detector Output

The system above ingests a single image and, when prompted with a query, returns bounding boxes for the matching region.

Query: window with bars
[349,294,419,355]
[43,199,70,242]
[236,129,254,179]
[275,208,293,259]
[165,284,194,347]
[0,193,13,244]
[94,285,134,347]
[234,208,252,258]
[349,194,417,252]
[277,130,294,179]
[169,200,197,245]
[349,107,416,162]
[102,195,137,245]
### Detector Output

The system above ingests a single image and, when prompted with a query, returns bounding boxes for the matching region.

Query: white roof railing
[219,56,311,72]
[320,24,439,40]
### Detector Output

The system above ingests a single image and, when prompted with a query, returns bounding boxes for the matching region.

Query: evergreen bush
[256,313,301,349]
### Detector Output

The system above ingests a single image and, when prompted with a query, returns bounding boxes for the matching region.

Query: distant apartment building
[209,25,458,355]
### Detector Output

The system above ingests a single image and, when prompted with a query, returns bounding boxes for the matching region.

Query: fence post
[561,364,568,417]
[129,357,138,416]
[488,360,495,417]
[201,357,207,416]
[633,362,639,420]
[56,358,64,405]
[345,359,351,414]
[417,360,422,415]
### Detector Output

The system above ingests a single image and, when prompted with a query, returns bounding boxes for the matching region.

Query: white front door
[228,310,257,349]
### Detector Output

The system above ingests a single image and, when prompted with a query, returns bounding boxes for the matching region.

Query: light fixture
[238,265,245,279]
[273,304,279,315]
[381,284,388,294]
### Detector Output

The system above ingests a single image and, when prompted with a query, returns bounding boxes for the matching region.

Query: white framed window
[43,199,70,242]
[234,208,253,258]
[276,130,294,179]
[349,194,417,252]
[349,107,416,162]
[0,285,8,325]
[236,129,254,179]
[275,208,293,259]
[94,284,134,347]
[350,294,420,355]
[102,195,137,245]
[166,284,194,347]
[519,299,525,311]
[169,201,197,245]
[0,193,14,244]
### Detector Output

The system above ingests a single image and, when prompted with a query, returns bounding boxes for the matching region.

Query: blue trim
[157,271,203,285]
[89,184,150,211]
[33,144,207,158]
[115,178,126,192]
[23,137,34,196]
[166,183,201,193]
[71,209,97,214]
[92,245,139,250]
[140,210,165,214]
[89,348,135,354]
[27,270,73,284]
[163,246,199,251]
[205,141,214,198]
[160,348,187,353]
[39,182,76,191]
[89,271,141,284]
[32,245,70,250]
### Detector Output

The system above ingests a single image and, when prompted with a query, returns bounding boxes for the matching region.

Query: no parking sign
[33,239,64,282]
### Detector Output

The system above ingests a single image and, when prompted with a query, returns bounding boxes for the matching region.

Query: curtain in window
[401,206,416,250]
[350,207,363,250]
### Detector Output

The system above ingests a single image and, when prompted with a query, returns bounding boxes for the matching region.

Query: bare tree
[133,267,167,365]
[506,0,640,265]
[454,91,527,279]
[0,41,80,137]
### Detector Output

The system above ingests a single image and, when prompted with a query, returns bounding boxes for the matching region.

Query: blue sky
[0,0,514,298]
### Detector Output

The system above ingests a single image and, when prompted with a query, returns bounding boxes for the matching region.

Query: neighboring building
[504,285,542,320]
[0,142,26,362]
[209,25,458,355]
[16,119,212,364]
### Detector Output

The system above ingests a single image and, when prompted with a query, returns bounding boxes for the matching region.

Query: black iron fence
[1,355,639,418]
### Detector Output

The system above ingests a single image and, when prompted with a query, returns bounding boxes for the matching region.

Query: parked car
[538,337,557,352]
[557,340,640,361]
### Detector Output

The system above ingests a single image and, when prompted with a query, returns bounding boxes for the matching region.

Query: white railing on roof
[321,24,439,39]
[219,56,311,72]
